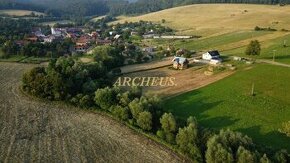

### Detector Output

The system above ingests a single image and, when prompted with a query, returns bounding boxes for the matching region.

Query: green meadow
[164,64,290,151]
[223,33,290,64]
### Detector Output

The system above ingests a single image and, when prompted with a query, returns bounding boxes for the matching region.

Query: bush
[279,121,290,137]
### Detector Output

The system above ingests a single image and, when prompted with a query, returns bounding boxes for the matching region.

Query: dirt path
[126,65,234,98]
[257,59,290,68]
[0,62,187,163]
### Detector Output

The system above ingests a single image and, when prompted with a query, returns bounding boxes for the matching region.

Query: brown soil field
[0,62,187,163]
[125,65,234,98]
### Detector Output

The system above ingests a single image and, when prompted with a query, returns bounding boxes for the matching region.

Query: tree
[236,146,257,163]
[128,98,144,120]
[245,40,261,56]
[137,111,152,131]
[159,113,177,143]
[160,113,176,133]
[176,118,202,162]
[205,129,253,163]
[279,121,290,137]
[112,105,129,121]
[274,149,288,163]
[206,142,234,163]
[94,87,119,110]
[260,154,271,163]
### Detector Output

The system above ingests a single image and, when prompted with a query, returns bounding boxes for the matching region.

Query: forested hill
[1,0,290,17]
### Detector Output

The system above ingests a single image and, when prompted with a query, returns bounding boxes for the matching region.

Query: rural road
[0,63,187,163]
[257,59,290,68]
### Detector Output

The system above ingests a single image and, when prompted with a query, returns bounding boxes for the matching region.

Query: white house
[202,50,221,60]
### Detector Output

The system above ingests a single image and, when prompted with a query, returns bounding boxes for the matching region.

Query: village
[8,18,228,69]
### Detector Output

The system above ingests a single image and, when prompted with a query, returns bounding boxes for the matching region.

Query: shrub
[279,121,290,137]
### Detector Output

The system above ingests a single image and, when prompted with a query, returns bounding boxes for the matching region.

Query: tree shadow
[165,90,238,128]
[238,126,290,152]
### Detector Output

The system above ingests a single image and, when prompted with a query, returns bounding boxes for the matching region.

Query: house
[202,50,221,60]
[142,34,156,39]
[172,57,189,70]
[25,36,38,43]
[143,47,155,54]
[96,39,112,45]
[75,45,89,53]
[114,34,121,40]
[131,31,138,36]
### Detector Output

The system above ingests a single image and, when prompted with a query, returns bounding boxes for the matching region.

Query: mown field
[164,64,290,151]
[0,62,184,162]
[115,4,290,36]
[0,10,45,16]
[223,33,290,64]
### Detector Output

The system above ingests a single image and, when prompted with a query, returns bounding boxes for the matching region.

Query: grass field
[90,15,106,22]
[223,33,290,64]
[0,55,28,62]
[164,64,290,151]
[0,10,45,16]
[0,63,184,162]
[115,4,290,36]
[115,4,290,65]
[40,20,74,26]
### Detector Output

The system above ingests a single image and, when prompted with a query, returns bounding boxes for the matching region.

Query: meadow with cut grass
[116,4,290,64]
[164,64,290,151]
[0,10,45,16]
[115,4,290,36]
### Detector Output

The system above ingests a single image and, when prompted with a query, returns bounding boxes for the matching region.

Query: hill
[115,4,290,36]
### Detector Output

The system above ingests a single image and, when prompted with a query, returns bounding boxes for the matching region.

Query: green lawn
[223,33,290,64]
[0,54,27,62]
[164,64,290,151]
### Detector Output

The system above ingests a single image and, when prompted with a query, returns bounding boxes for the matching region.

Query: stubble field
[0,62,186,163]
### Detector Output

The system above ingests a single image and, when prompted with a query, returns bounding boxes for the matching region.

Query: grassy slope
[223,33,290,64]
[115,4,290,36]
[116,4,290,64]
[0,10,45,16]
[164,64,290,150]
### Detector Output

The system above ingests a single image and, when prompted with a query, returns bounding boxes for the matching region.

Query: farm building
[172,57,189,70]
[202,50,221,60]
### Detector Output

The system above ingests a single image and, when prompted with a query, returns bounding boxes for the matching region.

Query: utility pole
[251,83,255,96]
[272,50,276,62]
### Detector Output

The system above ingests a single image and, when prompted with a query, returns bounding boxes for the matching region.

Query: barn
[172,57,189,70]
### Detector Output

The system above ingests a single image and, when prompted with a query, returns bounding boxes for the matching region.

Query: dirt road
[0,62,186,163]
[126,65,234,98]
